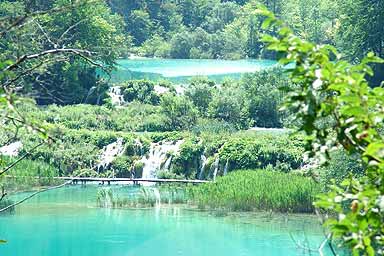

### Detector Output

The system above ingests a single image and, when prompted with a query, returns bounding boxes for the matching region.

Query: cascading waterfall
[154,85,169,95]
[0,141,22,157]
[133,138,143,155]
[97,138,125,172]
[108,86,125,106]
[198,155,208,180]
[140,140,184,181]
[163,156,173,171]
[211,157,220,181]
[223,159,229,176]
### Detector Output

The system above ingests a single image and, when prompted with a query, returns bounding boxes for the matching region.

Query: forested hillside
[1,0,382,105]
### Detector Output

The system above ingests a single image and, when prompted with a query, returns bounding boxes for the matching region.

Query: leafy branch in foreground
[257,7,384,256]
[0,0,123,207]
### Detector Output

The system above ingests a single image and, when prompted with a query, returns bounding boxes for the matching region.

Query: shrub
[218,133,303,171]
[110,156,133,178]
[119,80,160,105]
[240,67,289,128]
[185,77,215,115]
[208,85,250,129]
[160,94,198,130]
[0,156,60,191]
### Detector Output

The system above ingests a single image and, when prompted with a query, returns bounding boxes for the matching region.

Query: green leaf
[365,142,384,159]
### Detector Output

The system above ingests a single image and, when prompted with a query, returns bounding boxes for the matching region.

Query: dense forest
[1,0,383,105]
[1,0,384,255]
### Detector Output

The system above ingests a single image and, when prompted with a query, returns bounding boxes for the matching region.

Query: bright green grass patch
[190,170,320,213]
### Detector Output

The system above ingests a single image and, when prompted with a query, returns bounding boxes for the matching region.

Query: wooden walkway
[59,177,209,185]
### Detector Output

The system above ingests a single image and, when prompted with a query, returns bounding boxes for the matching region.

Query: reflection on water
[0,185,332,256]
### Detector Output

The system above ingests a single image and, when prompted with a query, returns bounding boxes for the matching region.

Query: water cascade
[154,85,169,95]
[133,138,143,155]
[198,155,208,180]
[0,141,23,157]
[211,157,220,181]
[108,86,125,106]
[141,140,184,181]
[163,156,173,171]
[97,138,125,171]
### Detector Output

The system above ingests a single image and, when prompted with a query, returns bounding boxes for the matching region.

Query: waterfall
[134,138,143,155]
[163,156,173,171]
[0,141,23,157]
[108,86,125,106]
[198,155,208,180]
[97,138,125,171]
[140,140,184,181]
[154,85,169,95]
[223,159,229,176]
[212,157,220,181]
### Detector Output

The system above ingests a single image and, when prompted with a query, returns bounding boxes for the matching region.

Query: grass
[0,156,61,193]
[189,170,320,213]
[96,185,189,208]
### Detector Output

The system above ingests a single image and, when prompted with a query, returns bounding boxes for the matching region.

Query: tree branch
[0,171,87,213]
[3,48,95,71]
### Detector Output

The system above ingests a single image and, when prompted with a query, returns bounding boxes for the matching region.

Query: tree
[185,78,215,115]
[169,31,193,58]
[0,0,126,105]
[0,1,121,218]
[336,0,384,85]
[127,9,153,45]
[259,8,384,255]
[208,84,250,129]
[120,80,160,105]
[160,94,198,130]
[240,68,287,128]
[139,34,170,58]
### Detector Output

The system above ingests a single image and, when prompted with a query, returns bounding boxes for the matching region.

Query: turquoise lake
[0,185,331,256]
[110,59,277,83]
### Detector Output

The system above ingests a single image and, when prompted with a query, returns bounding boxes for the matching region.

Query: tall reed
[189,170,320,213]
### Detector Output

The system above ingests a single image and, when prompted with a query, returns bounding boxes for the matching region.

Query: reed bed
[96,185,189,208]
[0,156,61,192]
[190,170,320,213]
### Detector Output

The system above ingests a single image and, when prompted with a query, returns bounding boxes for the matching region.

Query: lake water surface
[0,185,331,256]
[110,59,277,83]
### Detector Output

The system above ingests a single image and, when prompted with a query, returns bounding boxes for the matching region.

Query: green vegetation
[1,0,127,106]
[259,8,384,255]
[19,70,288,133]
[0,156,60,192]
[190,170,320,212]
[1,0,383,254]
[97,185,188,208]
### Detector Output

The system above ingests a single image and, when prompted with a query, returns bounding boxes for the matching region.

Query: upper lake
[110,59,278,83]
